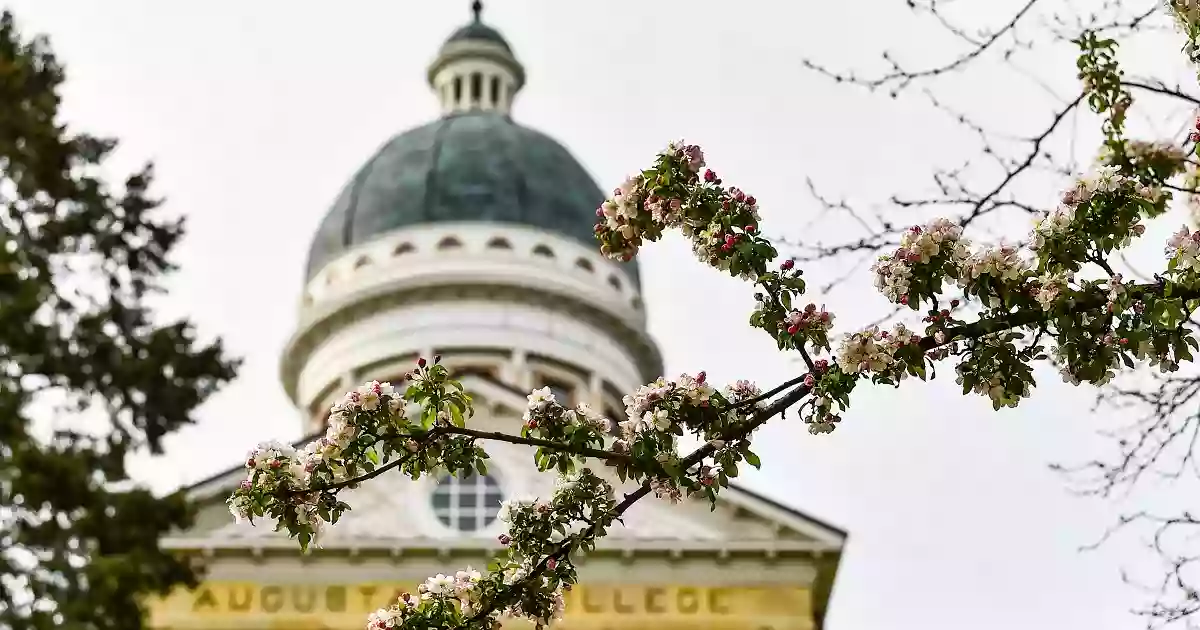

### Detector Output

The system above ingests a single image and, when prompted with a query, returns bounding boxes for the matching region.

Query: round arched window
[431,472,504,532]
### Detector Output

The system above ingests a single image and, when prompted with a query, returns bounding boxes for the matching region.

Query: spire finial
[471,0,483,22]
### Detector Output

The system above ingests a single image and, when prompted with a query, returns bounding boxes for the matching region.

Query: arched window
[489,76,500,107]
[486,237,513,250]
[353,256,371,269]
[574,258,594,272]
[453,76,463,105]
[431,472,504,532]
[532,244,555,258]
[540,378,574,406]
[607,274,622,290]
[393,242,416,256]
[437,236,463,250]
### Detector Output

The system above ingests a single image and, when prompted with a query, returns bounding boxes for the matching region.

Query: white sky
[7,1,1198,628]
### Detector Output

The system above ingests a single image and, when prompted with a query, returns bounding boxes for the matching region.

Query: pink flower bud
[547,558,558,570]
[417,357,426,368]
[781,259,794,270]
[499,534,511,545]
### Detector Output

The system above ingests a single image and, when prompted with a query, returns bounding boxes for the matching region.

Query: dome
[305,111,640,286]
[446,22,511,52]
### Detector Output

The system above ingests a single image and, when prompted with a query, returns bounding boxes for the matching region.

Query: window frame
[431,472,504,533]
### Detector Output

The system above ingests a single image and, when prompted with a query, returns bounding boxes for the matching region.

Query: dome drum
[300,223,644,325]
[287,296,655,434]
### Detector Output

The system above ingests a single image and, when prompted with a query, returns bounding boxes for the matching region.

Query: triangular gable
[169,374,846,552]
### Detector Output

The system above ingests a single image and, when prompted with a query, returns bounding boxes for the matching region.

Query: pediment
[168,375,845,554]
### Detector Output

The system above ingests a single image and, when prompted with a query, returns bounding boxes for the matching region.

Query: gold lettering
[708,588,730,614]
[613,589,635,614]
[677,588,700,614]
[260,586,284,613]
[293,586,317,613]
[326,586,346,612]
[229,586,253,612]
[582,588,605,613]
[158,583,794,619]
[191,588,218,612]
[358,586,377,610]
[644,588,666,614]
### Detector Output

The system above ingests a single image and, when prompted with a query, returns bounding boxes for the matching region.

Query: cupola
[427,1,525,115]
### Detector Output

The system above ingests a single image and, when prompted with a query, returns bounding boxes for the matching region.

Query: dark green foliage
[0,11,238,629]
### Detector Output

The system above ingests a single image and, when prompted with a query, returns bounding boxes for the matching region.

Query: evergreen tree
[0,10,238,629]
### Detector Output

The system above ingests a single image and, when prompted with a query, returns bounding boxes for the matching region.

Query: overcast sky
[7,1,1198,628]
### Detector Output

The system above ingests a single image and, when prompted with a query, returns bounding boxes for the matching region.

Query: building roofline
[185,374,846,541]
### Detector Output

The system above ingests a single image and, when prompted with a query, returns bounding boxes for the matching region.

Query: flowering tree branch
[790,1,1200,625]
[219,5,1200,628]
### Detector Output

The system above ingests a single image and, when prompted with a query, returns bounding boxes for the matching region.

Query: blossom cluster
[1167,225,1200,272]
[953,333,1035,409]
[958,245,1029,307]
[604,372,767,506]
[1031,167,1158,274]
[366,569,483,629]
[749,258,833,354]
[870,218,970,307]
[1033,271,1074,311]
[834,323,927,381]
[1168,0,1200,64]
[594,140,775,283]
[522,386,614,474]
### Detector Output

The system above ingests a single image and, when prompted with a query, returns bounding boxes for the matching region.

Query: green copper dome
[305,111,640,286]
[446,22,511,52]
